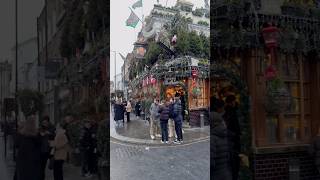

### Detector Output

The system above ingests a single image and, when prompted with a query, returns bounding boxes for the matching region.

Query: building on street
[212,0,320,179]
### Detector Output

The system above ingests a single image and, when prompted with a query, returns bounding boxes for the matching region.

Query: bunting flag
[132,0,143,9]
[119,53,126,61]
[126,10,140,28]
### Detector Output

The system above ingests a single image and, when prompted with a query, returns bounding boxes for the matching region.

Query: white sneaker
[151,135,155,140]
[165,141,169,144]
[161,140,165,144]
[173,140,181,144]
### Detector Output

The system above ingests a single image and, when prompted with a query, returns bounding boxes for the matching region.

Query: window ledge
[253,144,310,154]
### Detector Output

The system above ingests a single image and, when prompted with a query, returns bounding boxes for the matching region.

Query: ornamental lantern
[261,26,280,49]
[192,69,198,77]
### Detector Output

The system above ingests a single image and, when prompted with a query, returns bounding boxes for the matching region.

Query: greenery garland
[212,64,252,180]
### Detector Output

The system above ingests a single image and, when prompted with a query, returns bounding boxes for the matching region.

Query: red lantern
[262,26,280,49]
[264,65,277,80]
[192,69,198,77]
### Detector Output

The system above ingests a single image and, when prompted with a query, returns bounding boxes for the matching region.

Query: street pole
[14,0,18,161]
[111,51,116,99]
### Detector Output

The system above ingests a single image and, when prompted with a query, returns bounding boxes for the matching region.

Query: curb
[110,128,210,146]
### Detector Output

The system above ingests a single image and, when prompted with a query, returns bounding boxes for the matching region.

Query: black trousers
[53,160,64,180]
[127,112,130,122]
[160,121,169,142]
[40,152,50,180]
[174,121,183,141]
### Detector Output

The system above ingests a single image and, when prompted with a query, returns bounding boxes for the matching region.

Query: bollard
[200,113,204,127]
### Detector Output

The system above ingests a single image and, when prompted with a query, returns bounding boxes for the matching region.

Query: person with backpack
[158,99,170,144]
[173,93,183,144]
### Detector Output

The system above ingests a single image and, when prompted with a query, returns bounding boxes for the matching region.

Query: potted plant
[97,120,109,180]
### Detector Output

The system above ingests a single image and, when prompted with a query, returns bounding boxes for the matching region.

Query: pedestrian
[50,124,69,180]
[15,115,41,180]
[310,127,320,174]
[39,116,56,180]
[135,100,141,118]
[173,93,183,144]
[168,98,176,138]
[149,98,161,140]
[212,99,233,180]
[89,119,98,174]
[126,100,132,122]
[114,100,125,126]
[223,95,241,180]
[159,100,170,144]
[79,120,95,177]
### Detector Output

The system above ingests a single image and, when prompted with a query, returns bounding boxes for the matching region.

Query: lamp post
[111,51,117,98]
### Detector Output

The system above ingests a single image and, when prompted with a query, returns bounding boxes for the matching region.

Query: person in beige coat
[126,100,132,122]
[50,124,69,180]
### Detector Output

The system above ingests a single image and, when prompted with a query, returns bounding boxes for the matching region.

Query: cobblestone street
[110,139,210,180]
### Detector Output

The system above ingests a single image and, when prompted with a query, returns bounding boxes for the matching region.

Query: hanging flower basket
[191,88,201,99]
[264,78,292,114]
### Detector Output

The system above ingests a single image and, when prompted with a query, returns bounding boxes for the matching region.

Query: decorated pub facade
[212,0,320,179]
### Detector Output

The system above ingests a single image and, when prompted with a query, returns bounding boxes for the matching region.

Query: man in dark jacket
[135,101,141,118]
[114,101,125,126]
[39,116,55,180]
[223,95,241,180]
[173,93,183,144]
[159,100,170,144]
[79,120,95,177]
[212,99,233,180]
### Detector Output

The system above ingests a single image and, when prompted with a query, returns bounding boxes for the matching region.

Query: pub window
[266,53,311,144]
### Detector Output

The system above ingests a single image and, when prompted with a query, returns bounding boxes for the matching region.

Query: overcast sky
[0,0,44,62]
[110,0,207,81]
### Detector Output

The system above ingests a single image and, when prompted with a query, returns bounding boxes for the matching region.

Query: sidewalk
[110,110,210,146]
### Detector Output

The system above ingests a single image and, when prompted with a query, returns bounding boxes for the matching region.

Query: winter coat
[79,127,95,151]
[310,135,320,166]
[52,129,69,161]
[173,100,183,122]
[149,103,160,120]
[135,102,141,114]
[39,124,55,154]
[16,134,42,180]
[114,103,125,121]
[159,104,170,122]
[212,124,233,180]
[126,102,132,112]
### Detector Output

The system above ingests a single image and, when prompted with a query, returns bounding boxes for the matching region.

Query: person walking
[223,95,241,180]
[173,93,183,144]
[114,100,125,126]
[126,100,132,122]
[51,124,69,180]
[212,99,233,180]
[79,120,95,177]
[149,98,161,140]
[135,100,141,119]
[15,115,41,180]
[39,116,56,180]
[159,100,170,144]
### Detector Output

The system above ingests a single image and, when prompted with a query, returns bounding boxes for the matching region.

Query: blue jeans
[160,121,168,141]
[174,115,183,141]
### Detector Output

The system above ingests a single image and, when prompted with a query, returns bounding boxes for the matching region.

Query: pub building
[212,0,320,179]
[130,56,210,127]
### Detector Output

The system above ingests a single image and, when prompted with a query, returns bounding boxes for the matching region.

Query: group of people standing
[14,115,99,180]
[149,93,184,144]
[113,99,136,126]
[212,95,241,180]
[14,115,68,180]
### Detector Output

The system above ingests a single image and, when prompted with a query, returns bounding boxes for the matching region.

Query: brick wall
[253,151,320,180]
